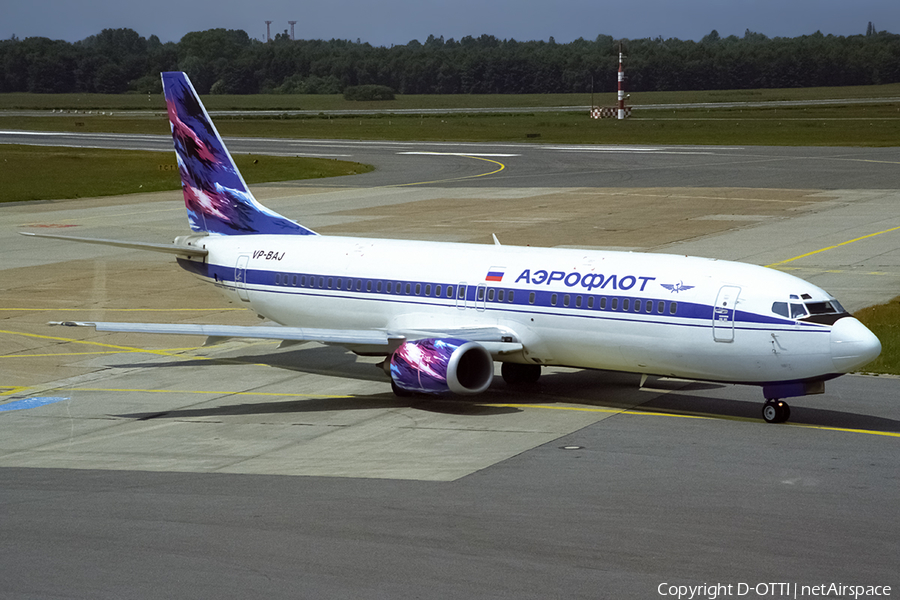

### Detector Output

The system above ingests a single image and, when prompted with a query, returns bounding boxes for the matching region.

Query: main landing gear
[762,399,791,424]
[501,362,542,385]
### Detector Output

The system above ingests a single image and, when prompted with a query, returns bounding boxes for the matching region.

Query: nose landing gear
[762,399,791,424]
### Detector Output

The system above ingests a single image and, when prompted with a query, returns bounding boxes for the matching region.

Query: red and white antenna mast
[617,42,626,120]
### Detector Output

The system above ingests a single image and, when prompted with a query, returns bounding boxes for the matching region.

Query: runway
[1,133,899,598]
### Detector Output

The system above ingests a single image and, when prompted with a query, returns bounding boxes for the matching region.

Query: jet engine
[389,338,494,395]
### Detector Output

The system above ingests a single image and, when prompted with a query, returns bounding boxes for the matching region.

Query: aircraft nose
[831,317,881,372]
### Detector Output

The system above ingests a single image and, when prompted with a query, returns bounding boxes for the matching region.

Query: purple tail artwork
[161,72,316,236]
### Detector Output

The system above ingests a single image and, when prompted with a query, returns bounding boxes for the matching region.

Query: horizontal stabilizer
[50,321,400,347]
[20,232,208,257]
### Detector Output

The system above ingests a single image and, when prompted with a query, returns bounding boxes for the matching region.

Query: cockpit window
[774,297,848,324]
[772,302,789,318]
[772,301,808,318]
[806,301,843,315]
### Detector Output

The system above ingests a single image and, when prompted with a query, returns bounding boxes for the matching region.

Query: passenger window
[447,286,455,298]
[670,302,677,315]
[575,296,582,308]
[623,299,630,311]
[529,292,536,305]
[563,294,570,307]
[551,294,558,306]
[425,284,431,296]
[435,285,442,297]
[457,285,465,299]
[301,275,307,286]
[657,301,664,314]
[508,291,514,303]
[328,277,333,289]
[611,298,618,310]
[377,281,383,293]
[488,288,495,301]
[275,274,282,285]
[588,297,594,309]
[366,281,372,292]
[405,283,411,294]
[318,277,325,288]
[415,283,421,295]
[292,275,298,287]
[498,289,505,302]
[386,282,392,293]
[355,280,362,291]
[646,301,652,314]
[477,287,485,301]
[600,297,607,310]
[634,299,641,312]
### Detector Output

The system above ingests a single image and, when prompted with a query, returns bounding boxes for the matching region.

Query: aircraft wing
[51,321,399,347]
[50,321,523,356]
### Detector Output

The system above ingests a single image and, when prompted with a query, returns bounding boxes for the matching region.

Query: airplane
[21,71,882,424]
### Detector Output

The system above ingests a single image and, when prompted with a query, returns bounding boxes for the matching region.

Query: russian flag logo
[485,267,505,282]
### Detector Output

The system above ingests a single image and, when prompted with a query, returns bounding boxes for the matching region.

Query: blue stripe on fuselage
[177,258,826,333]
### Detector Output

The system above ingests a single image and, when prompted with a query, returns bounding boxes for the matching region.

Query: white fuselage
[176,234,880,386]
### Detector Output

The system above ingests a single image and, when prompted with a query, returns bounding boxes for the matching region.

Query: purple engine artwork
[390,338,473,394]
[161,72,314,236]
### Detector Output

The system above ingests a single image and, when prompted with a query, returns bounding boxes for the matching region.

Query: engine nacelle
[390,338,494,395]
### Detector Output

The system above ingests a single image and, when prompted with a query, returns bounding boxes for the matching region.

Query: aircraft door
[235,255,250,302]
[713,285,740,342]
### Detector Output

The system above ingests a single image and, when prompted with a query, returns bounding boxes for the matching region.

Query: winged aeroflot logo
[660,281,695,293]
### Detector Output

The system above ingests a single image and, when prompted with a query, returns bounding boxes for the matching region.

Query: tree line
[1,26,898,95]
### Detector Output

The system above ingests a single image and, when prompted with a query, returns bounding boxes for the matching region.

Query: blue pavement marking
[0,397,70,412]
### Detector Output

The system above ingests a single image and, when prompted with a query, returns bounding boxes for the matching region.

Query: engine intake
[390,338,493,395]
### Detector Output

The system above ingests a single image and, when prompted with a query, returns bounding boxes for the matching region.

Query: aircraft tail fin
[161,71,316,236]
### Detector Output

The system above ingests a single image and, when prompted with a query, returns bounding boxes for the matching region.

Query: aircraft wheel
[501,362,541,385]
[762,399,790,424]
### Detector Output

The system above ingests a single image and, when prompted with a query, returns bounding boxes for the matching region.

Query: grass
[4,104,900,146]
[2,83,899,111]
[3,98,900,147]
[0,145,372,203]
[854,298,900,375]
